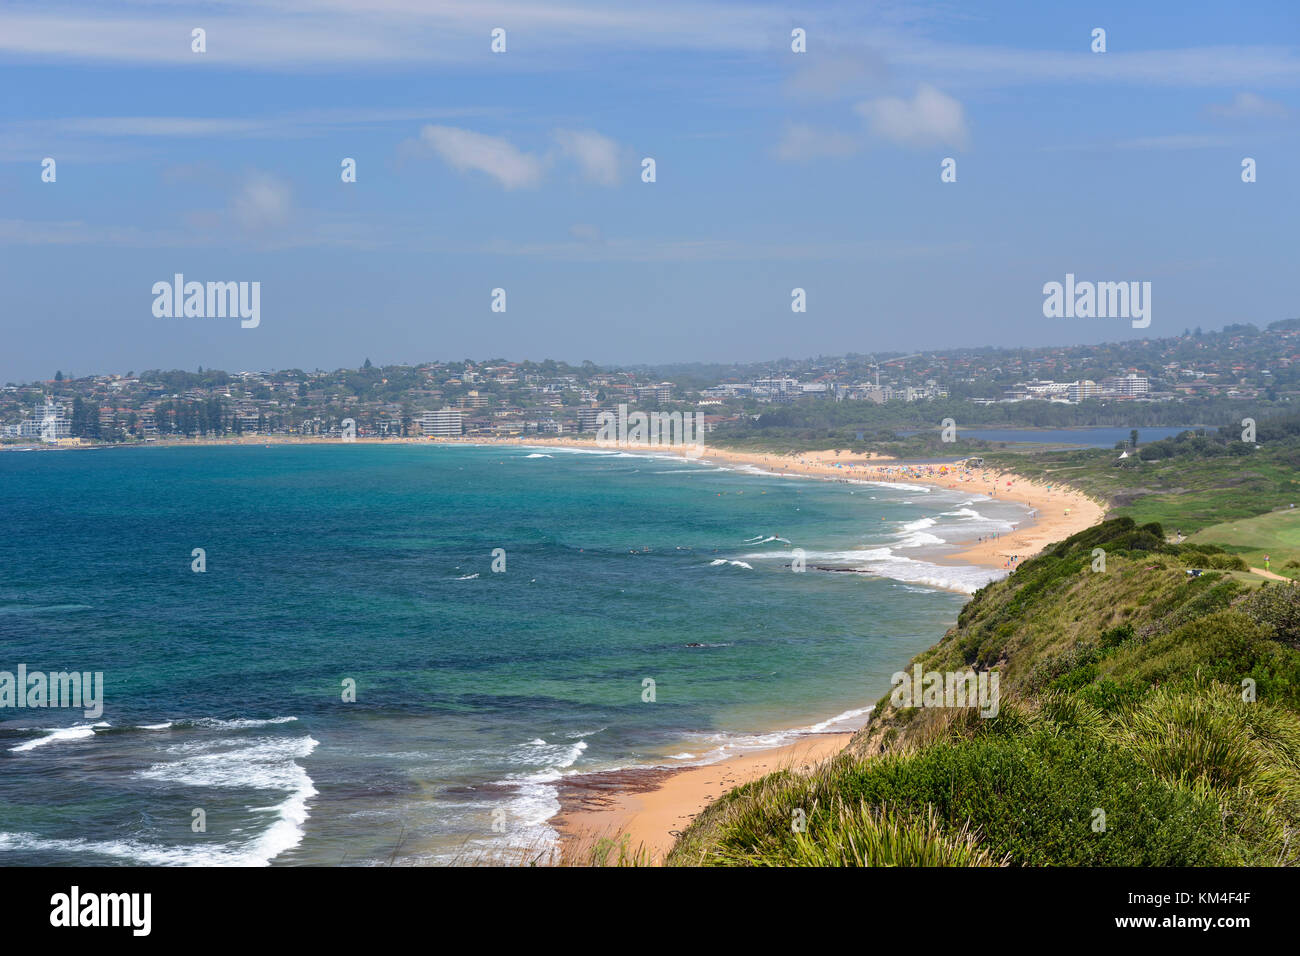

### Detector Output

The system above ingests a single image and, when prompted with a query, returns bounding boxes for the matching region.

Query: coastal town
[3,320,1297,445]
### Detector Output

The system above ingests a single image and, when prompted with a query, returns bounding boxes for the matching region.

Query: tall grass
[665,519,1300,867]
[718,802,1007,867]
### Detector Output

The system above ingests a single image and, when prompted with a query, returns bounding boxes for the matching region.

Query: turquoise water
[0,444,1018,865]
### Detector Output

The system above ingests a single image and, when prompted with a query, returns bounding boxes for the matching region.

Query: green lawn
[981,445,1300,534]
[1192,508,1300,580]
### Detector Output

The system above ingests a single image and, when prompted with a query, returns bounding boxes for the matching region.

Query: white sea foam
[0,806,311,868]
[486,737,593,863]
[138,734,317,792]
[807,705,877,733]
[533,446,619,456]
[136,734,319,865]
[709,559,753,569]
[741,545,1003,594]
[563,727,606,739]
[670,705,879,766]
[186,716,299,730]
[0,831,241,866]
[524,453,553,459]
[895,531,946,548]
[10,722,110,753]
[650,465,729,474]
[2,726,319,865]
[863,481,931,493]
[743,548,893,562]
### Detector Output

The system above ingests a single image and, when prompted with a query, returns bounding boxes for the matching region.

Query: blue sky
[1,0,1297,381]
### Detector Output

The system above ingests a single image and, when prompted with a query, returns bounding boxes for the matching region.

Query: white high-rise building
[420,407,463,437]
[19,399,72,442]
[1067,380,1101,402]
[1103,374,1150,396]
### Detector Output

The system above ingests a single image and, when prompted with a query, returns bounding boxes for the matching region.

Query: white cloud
[0,3,1296,93]
[22,108,497,140]
[855,84,968,148]
[774,123,860,161]
[891,43,1300,89]
[231,172,292,230]
[0,1,783,67]
[417,125,544,189]
[1206,92,1292,121]
[552,129,622,185]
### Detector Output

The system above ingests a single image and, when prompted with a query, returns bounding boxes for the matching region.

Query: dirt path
[1251,566,1290,581]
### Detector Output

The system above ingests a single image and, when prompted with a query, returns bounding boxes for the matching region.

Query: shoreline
[533,439,1105,864]
[9,433,1107,862]
[6,434,1107,574]
[498,437,1105,575]
[554,732,855,865]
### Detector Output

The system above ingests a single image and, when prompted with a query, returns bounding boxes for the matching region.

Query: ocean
[0,443,1022,865]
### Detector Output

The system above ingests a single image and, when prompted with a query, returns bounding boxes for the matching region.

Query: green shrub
[1239,584,1300,649]
[680,727,1234,866]
[1076,677,1148,713]
[720,803,1007,867]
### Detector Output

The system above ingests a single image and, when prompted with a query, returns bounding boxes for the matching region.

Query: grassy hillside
[980,420,1300,534]
[1191,509,1300,581]
[666,518,1300,866]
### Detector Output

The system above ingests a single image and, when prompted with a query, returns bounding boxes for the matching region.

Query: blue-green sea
[0,444,1021,865]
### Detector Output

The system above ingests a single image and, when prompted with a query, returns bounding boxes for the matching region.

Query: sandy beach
[500,437,1105,573]
[555,732,852,864]
[539,440,1105,864]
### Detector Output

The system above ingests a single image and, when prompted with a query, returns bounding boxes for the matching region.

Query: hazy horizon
[10,315,1294,386]
[3,0,1296,381]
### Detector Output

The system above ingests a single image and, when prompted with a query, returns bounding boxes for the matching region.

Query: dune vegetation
[665,518,1300,866]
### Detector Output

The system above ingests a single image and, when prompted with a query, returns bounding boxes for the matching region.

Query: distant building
[1102,374,1150,397]
[1067,380,1101,402]
[577,407,615,432]
[420,407,463,437]
[19,399,71,442]
[635,382,674,403]
[702,384,751,399]
[752,377,799,396]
